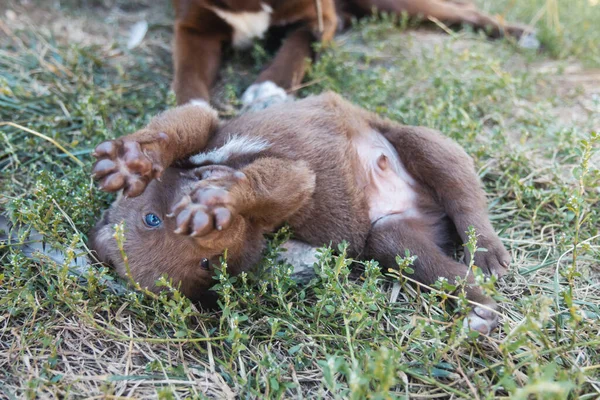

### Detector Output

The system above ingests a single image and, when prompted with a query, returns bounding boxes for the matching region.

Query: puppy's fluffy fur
[90,93,510,333]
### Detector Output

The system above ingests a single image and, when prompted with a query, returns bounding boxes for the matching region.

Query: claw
[193,165,246,182]
[170,195,191,217]
[213,207,232,231]
[175,208,194,234]
[152,164,164,180]
[157,132,169,142]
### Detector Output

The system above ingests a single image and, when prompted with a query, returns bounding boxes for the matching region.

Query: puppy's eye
[200,258,210,270]
[143,213,162,228]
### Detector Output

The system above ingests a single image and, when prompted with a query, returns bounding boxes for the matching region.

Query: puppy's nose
[200,258,210,270]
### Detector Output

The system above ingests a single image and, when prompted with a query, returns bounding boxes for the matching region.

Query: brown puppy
[89,92,510,334]
[172,0,533,106]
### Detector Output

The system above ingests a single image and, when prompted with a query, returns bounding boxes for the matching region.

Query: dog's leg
[172,16,228,105]
[92,103,219,197]
[171,158,316,237]
[242,0,338,110]
[241,28,314,111]
[349,0,532,38]
[167,160,315,273]
[365,216,499,334]
[369,120,510,278]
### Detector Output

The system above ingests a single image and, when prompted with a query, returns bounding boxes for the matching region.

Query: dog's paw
[463,304,499,335]
[498,21,539,46]
[170,168,246,237]
[471,236,511,278]
[92,132,167,197]
[241,81,288,111]
[518,31,540,50]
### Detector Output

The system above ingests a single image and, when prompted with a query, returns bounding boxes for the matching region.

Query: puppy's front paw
[241,81,288,111]
[170,168,246,237]
[92,132,167,197]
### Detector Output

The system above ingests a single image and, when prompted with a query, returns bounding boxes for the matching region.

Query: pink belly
[353,129,420,222]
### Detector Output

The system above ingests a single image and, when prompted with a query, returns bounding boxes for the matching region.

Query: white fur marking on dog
[241,81,287,106]
[189,134,270,165]
[210,3,272,49]
[189,98,210,108]
[188,98,218,118]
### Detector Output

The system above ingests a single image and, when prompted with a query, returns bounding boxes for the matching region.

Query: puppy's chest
[210,3,273,48]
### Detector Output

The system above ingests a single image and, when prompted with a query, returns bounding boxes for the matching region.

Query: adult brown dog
[172,0,533,107]
[89,92,510,334]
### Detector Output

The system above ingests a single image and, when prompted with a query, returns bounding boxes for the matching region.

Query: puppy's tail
[0,213,126,294]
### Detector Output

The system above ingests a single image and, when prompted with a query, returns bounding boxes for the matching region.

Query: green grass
[477,0,600,65]
[1,0,599,398]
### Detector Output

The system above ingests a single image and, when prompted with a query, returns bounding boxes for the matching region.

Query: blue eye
[144,213,162,228]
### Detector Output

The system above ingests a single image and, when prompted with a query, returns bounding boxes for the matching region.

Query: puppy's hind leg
[364,216,499,334]
[370,122,511,278]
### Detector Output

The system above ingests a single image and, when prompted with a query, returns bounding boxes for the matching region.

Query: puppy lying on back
[90,92,510,334]
[173,0,534,107]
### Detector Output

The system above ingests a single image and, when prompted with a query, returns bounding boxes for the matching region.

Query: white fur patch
[189,98,210,108]
[188,98,218,118]
[241,81,287,106]
[210,3,272,49]
[189,134,270,165]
